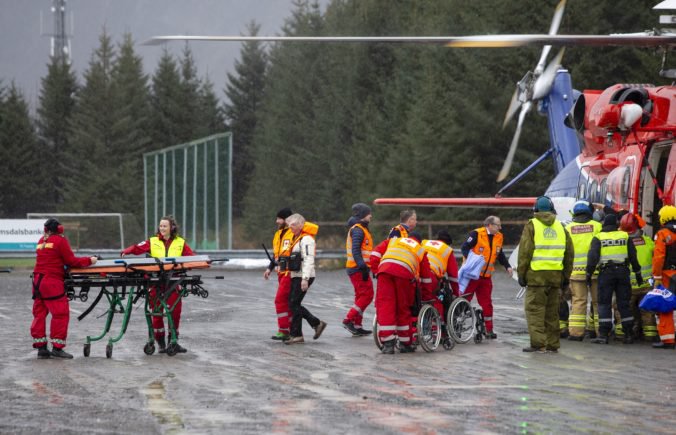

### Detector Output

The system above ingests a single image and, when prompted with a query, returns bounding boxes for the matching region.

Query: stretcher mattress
[69,255,212,274]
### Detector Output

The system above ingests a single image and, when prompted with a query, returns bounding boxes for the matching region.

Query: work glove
[635,273,644,286]
[359,265,370,282]
[585,274,592,288]
[518,276,527,288]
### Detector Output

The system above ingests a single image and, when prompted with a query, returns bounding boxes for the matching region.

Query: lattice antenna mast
[50,0,71,64]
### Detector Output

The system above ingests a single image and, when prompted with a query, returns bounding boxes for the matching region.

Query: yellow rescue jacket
[149,236,185,258]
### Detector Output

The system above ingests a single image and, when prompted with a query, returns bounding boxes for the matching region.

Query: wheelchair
[441,280,487,344]
[372,283,443,352]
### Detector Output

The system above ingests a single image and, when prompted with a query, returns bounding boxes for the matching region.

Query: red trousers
[376,273,414,344]
[274,274,292,334]
[31,275,69,349]
[463,277,495,332]
[149,287,182,340]
[658,273,676,344]
[344,273,374,328]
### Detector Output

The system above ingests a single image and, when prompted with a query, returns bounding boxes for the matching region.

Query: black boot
[157,336,167,354]
[50,347,74,359]
[37,346,51,359]
[652,342,676,349]
[381,340,395,354]
[591,336,609,344]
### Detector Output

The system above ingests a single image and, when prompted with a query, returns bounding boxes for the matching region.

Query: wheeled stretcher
[65,255,213,358]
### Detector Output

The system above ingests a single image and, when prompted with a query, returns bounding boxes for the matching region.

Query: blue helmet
[572,199,593,216]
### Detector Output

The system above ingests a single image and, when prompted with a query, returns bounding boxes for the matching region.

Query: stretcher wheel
[474,333,483,344]
[106,344,113,359]
[372,316,383,350]
[143,342,155,355]
[447,297,476,344]
[83,343,90,357]
[417,304,442,352]
[166,343,178,357]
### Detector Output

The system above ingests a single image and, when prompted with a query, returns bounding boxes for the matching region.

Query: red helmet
[619,213,639,233]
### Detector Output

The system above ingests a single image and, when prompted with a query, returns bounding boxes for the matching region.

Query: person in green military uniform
[517,196,574,353]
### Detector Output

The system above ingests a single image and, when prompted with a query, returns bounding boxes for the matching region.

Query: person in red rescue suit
[121,215,194,353]
[31,218,97,359]
[460,215,514,339]
[651,205,676,349]
[283,213,327,345]
[264,207,294,341]
[388,209,417,239]
[421,230,460,319]
[619,213,658,342]
[342,203,375,336]
[370,231,435,354]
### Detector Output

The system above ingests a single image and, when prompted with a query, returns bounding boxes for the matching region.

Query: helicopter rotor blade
[533,47,566,100]
[535,0,567,73]
[498,101,532,182]
[503,87,521,129]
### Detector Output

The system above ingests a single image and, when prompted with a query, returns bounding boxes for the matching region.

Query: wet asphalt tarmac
[1,267,675,434]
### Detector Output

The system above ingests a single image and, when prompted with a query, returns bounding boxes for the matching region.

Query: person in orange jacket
[651,205,676,349]
[388,209,417,239]
[460,216,514,339]
[31,218,97,359]
[342,203,375,336]
[370,231,435,354]
[264,207,294,341]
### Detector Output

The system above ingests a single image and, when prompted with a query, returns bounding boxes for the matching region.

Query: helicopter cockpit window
[578,180,587,200]
[621,166,632,204]
[600,179,608,204]
[590,180,598,203]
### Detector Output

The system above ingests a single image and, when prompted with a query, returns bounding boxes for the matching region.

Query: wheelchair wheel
[417,304,442,352]
[372,315,383,350]
[447,297,476,344]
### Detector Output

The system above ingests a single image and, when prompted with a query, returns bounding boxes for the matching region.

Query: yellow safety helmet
[659,205,676,225]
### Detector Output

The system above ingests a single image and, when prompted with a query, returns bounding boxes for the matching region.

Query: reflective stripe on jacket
[381,237,425,277]
[566,220,601,276]
[422,239,452,278]
[471,227,503,277]
[346,223,372,268]
[149,236,185,258]
[596,231,629,265]
[631,234,653,289]
[531,219,566,271]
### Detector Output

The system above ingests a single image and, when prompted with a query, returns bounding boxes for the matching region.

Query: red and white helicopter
[146,0,676,237]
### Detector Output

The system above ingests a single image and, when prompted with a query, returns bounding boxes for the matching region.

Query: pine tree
[0,84,45,217]
[177,44,202,143]
[197,76,225,138]
[224,20,268,216]
[109,33,152,213]
[63,30,116,211]
[36,56,78,209]
[150,50,182,150]
[243,0,325,239]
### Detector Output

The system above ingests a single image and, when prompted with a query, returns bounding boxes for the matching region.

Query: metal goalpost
[143,132,233,250]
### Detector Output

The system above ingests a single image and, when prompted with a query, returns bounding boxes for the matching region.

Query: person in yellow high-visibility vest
[619,213,657,342]
[121,215,194,353]
[564,199,601,341]
[517,196,574,353]
[586,214,643,344]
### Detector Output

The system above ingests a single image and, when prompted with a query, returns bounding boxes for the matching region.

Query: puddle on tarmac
[140,379,184,433]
